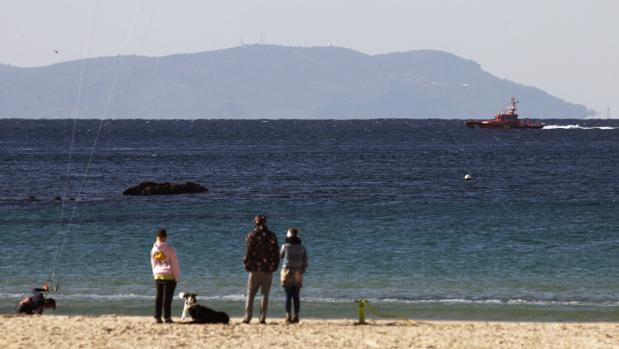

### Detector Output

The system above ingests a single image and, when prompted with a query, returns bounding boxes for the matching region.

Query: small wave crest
[368,297,619,307]
[1,293,617,307]
[543,124,616,130]
[0,292,247,302]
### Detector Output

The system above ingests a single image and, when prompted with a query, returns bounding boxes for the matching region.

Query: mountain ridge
[0,45,591,118]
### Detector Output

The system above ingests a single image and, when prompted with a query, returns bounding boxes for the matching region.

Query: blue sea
[1,119,618,321]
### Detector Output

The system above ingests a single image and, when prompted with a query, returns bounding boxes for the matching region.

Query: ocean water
[1,119,618,321]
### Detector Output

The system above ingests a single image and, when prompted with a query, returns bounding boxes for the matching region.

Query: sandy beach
[2,315,617,349]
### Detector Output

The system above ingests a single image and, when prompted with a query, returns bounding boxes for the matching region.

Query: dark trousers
[155,280,177,320]
[283,285,301,315]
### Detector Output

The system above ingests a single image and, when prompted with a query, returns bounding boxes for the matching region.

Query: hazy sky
[1,0,618,116]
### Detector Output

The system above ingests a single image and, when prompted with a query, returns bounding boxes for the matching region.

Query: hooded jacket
[150,241,180,281]
[280,236,308,272]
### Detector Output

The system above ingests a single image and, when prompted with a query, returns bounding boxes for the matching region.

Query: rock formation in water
[24,195,40,202]
[123,181,208,196]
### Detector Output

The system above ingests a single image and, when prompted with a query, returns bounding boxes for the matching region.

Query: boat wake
[543,124,616,130]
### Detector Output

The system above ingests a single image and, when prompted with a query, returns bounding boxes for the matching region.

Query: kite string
[58,0,100,229]
[48,0,100,284]
[65,0,145,230]
[50,0,147,285]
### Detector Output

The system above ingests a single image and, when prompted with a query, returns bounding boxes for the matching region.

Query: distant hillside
[0,45,590,118]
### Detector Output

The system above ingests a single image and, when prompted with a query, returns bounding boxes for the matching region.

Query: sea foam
[543,124,616,130]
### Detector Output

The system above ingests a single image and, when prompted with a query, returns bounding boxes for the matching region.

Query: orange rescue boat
[465,97,545,129]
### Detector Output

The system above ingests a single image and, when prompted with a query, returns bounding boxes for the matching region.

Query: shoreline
[2,315,618,349]
[3,298,618,322]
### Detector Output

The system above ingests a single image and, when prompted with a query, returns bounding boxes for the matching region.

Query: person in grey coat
[279,227,308,323]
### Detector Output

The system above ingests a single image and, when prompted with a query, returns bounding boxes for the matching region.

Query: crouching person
[16,282,56,315]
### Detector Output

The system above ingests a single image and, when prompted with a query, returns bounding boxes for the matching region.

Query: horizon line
[0,117,612,121]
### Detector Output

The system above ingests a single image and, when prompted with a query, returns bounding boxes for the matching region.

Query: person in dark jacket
[279,227,308,323]
[242,214,280,324]
[16,282,56,315]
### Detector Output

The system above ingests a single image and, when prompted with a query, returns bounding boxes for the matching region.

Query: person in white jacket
[150,228,180,323]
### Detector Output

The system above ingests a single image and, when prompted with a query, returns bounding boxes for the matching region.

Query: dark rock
[123,181,208,196]
[53,196,62,202]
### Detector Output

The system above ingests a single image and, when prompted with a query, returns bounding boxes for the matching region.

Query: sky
[1,0,618,117]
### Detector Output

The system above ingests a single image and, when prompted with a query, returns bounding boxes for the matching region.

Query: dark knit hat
[254,214,267,226]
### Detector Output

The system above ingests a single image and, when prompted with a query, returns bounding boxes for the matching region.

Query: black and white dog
[179,292,230,324]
